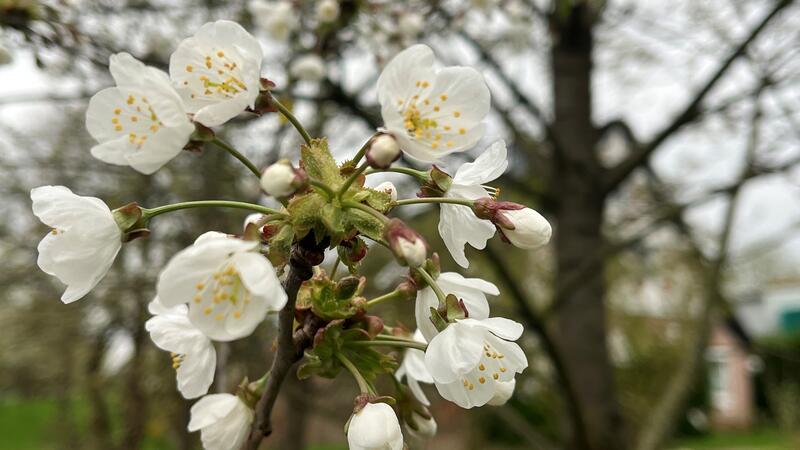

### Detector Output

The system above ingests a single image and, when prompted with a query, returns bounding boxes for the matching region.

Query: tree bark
[550,4,627,450]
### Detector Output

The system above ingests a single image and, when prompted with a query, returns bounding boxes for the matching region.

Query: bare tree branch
[603,0,792,193]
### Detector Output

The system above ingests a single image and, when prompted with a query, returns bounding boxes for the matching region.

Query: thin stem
[252,371,270,391]
[310,179,335,199]
[348,340,427,352]
[338,162,369,198]
[272,96,312,145]
[336,352,371,394]
[210,138,261,178]
[366,167,429,181]
[416,267,446,306]
[365,290,404,308]
[330,256,341,279]
[395,197,475,207]
[143,200,282,219]
[342,200,389,224]
[348,134,378,167]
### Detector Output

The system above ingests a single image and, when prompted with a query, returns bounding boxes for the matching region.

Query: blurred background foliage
[2,0,800,449]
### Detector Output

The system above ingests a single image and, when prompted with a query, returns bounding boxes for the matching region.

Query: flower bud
[335,276,362,300]
[290,54,326,82]
[260,160,308,197]
[366,134,401,169]
[418,165,452,198]
[347,402,404,450]
[374,181,398,201]
[473,198,551,249]
[498,208,551,249]
[384,219,428,268]
[188,394,254,450]
[316,0,340,23]
[487,379,516,406]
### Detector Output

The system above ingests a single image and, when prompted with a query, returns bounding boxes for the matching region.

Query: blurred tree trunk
[550,3,626,450]
[121,300,148,450]
[86,334,114,450]
[281,376,312,450]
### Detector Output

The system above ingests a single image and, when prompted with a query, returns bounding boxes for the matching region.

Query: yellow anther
[423,99,430,105]
[150,125,159,132]
[114,108,121,114]
[130,116,138,122]
[203,307,212,315]
[493,373,499,380]
[186,65,193,72]
[444,125,451,131]
[50,229,58,235]
[499,367,507,373]
[433,106,440,112]
[422,81,429,88]
[196,283,204,290]
[415,81,421,87]
[454,111,461,118]
[234,311,242,318]
[479,364,485,371]
[468,383,475,391]
[440,94,448,101]
[215,314,223,321]
[478,377,486,384]
[217,50,225,57]
[114,125,123,131]
[459,127,466,134]
[446,141,454,147]
[462,379,469,387]
[111,117,119,124]
[126,95,135,104]
[431,142,438,149]
[193,295,202,303]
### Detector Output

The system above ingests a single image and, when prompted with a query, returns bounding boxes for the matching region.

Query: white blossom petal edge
[440,140,508,267]
[395,330,434,405]
[157,231,286,341]
[425,318,528,409]
[170,20,263,127]
[86,53,194,174]
[31,186,122,303]
[377,44,490,163]
[347,402,404,450]
[414,272,499,342]
[146,298,216,399]
[188,393,253,450]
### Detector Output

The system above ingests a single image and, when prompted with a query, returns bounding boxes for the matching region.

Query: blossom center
[396,80,464,151]
[110,95,164,148]
[194,263,251,321]
[460,340,507,391]
[183,50,248,100]
[170,352,185,370]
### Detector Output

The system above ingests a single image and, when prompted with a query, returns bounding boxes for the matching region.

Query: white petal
[188,394,239,431]
[232,252,285,305]
[438,204,495,268]
[377,44,435,108]
[177,341,217,399]
[193,96,252,127]
[470,317,524,341]
[453,140,508,185]
[414,287,440,343]
[424,324,483,383]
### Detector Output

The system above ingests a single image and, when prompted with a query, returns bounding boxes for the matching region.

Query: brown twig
[243,234,326,450]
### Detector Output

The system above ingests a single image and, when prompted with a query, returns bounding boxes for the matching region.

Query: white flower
[406,411,437,443]
[487,378,516,406]
[249,0,298,41]
[375,181,398,202]
[439,140,508,268]
[289,54,326,82]
[398,13,424,39]
[414,272,498,342]
[395,330,434,405]
[260,160,298,197]
[316,0,340,23]
[498,208,552,249]
[157,232,286,341]
[86,53,194,174]
[347,402,404,450]
[31,186,122,303]
[188,393,253,450]
[377,44,490,163]
[366,134,401,169]
[425,318,528,409]
[169,20,263,127]
[145,298,216,399]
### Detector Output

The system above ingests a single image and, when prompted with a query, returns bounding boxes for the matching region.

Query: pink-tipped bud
[366,134,401,169]
[384,218,428,268]
[260,159,308,197]
[473,198,552,249]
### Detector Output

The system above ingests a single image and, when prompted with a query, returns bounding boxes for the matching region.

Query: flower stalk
[271,95,312,145]
[210,138,261,178]
[143,200,283,219]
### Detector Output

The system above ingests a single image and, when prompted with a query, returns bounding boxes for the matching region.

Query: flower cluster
[31,19,551,450]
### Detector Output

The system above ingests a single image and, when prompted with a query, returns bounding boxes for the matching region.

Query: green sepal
[445,293,467,322]
[287,192,328,240]
[428,307,448,332]
[267,223,294,268]
[320,203,345,245]
[344,208,386,242]
[296,276,360,321]
[300,138,343,189]
[297,321,398,382]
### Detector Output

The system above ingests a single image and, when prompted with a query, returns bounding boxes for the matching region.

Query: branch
[243,234,326,450]
[603,0,792,193]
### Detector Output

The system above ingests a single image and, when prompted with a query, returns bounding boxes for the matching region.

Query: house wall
[707,326,753,430]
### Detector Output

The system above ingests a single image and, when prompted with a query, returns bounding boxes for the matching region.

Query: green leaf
[344,208,385,242]
[267,224,294,268]
[287,192,328,239]
[300,138,343,188]
[296,276,359,321]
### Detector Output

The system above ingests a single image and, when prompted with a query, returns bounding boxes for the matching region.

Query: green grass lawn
[0,398,347,450]
[670,428,798,450]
